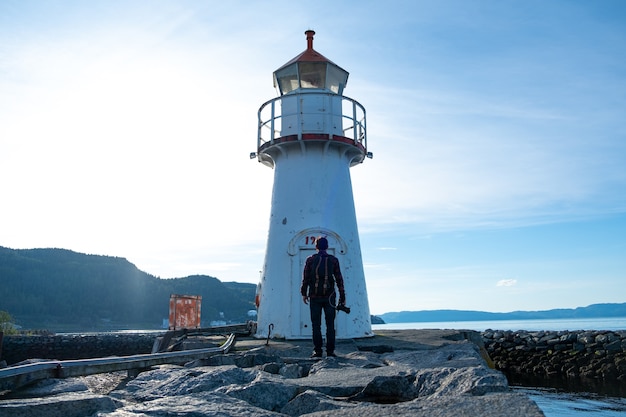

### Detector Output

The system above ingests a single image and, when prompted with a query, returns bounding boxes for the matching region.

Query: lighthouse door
[300,95,326,132]
[294,247,335,338]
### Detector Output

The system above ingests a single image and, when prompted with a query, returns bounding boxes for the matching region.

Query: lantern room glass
[274,64,299,95]
[274,62,349,95]
[299,62,326,89]
[326,64,348,94]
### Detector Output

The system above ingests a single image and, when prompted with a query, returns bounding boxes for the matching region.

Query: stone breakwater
[482,329,626,394]
[1,333,156,365]
[0,330,544,417]
[4,329,625,388]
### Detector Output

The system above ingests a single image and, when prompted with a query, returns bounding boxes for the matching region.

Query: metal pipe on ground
[0,333,236,393]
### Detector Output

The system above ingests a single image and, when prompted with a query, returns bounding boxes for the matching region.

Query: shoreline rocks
[483,329,626,396]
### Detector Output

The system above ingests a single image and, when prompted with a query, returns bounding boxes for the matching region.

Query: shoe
[327,352,337,357]
[310,351,323,358]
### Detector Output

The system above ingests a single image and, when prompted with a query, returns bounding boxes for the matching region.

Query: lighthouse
[253,30,373,339]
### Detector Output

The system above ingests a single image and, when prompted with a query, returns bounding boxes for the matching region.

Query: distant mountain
[0,246,256,332]
[379,303,626,323]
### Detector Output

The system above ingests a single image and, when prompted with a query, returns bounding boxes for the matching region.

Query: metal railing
[257,92,367,151]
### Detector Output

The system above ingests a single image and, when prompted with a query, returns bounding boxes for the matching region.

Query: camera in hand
[336,303,351,314]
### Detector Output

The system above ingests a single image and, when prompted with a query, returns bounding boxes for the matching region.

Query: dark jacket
[301,251,346,302]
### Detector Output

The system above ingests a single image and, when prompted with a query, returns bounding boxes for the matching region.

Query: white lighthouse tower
[253,30,373,340]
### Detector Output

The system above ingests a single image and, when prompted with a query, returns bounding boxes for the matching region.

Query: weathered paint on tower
[253,31,373,339]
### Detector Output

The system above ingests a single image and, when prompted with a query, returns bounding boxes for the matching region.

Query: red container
[168,294,202,330]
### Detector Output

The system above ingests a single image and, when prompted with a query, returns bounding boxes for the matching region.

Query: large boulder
[102,392,283,417]
[0,393,121,417]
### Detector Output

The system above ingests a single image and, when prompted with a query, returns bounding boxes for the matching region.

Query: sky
[1,0,625,315]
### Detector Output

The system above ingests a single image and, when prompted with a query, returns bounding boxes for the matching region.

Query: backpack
[306,253,336,297]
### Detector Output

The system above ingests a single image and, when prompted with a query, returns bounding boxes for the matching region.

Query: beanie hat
[316,237,329,250]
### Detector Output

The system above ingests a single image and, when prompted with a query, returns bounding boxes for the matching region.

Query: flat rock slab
[356,329,480,350]
[234,329,480,355]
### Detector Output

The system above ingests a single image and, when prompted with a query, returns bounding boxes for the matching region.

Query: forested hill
[0,246,256,332]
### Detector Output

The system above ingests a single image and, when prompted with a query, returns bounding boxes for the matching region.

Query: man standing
[301,237,346,358]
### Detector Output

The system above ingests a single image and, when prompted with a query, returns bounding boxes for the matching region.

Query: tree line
[0,246,256,332]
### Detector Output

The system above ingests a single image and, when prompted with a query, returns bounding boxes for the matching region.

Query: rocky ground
[0,330,544,417]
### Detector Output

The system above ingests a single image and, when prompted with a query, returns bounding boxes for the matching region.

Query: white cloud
[496,279,518,287]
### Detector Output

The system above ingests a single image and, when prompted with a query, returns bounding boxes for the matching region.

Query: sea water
[372,317,626,332]
[373,318,626,417]
[518,387,626,417]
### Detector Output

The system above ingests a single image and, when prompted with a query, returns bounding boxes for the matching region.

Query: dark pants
[309,296,336,354]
